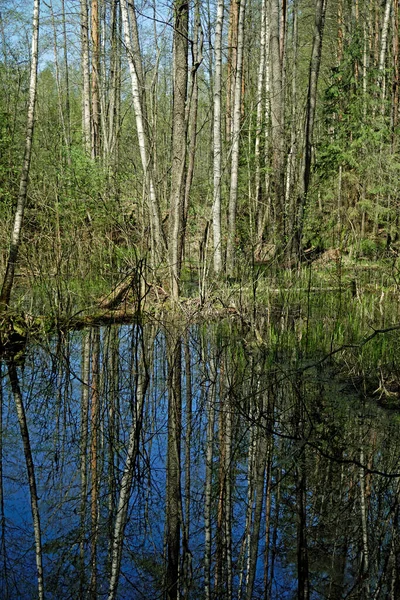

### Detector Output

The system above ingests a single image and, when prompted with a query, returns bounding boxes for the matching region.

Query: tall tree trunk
[120,0,165,262]
[226,0,246,276]
[285,0,299,254]
[0,0,40,311]
[292,0,327,261]
[169,0,189,299]
[183,2,203,260]
[91,0,101,158]
[226,0,239,143]
[269,0,285,253]
[81,0,91,154]
[254,0,267,257]
[378,0,392,114]
[212,0,225,274]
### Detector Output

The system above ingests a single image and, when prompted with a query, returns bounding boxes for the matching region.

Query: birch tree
[0,0,40,311]
[91,0,101,158]
[226,0,246,276]
[120,0,165,262]
[81,0,91,154]
[212,0,225,274]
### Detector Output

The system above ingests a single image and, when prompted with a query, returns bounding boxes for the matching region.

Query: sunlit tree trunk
[226,0,246,276]
[49,0,70,157]
[120,0,165,262]
[392,0,399,140]
[254,0,267,256]
[226,0,239,143]
[269,0,285,250]
[378,0,392,112]
[81,0,91,154]
[212,0,225,274]
[286,0,299,257]
[7,359,44,600]
[91,0,101,158]
[0,0,40,311]
[183,1,202,261]
[169,0,189,299]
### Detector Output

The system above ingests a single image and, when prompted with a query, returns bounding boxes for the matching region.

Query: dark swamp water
[1,320,400,599]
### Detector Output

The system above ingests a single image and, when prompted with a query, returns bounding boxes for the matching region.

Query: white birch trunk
[120,0,165,260]
[81,0,91,155]
[212,0,225,274]
[226,0,246,276]
[0,0,40,310]
[378,0,392,111]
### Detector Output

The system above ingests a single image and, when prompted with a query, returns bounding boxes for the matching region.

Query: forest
[1,1,400,600]
[0,0,399,309]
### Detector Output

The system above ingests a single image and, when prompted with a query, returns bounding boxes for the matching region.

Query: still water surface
[0,322,399,599]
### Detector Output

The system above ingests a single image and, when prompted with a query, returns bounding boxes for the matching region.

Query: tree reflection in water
[0,322,400,599]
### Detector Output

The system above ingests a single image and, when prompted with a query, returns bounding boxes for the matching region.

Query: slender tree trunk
[169,0,189,299]
[378,0,392,114]
[292,0,327,261]
[226,0,246,276]
[183,2,203,260]
[392,0,399,140]
[7,359,44,600]
[81,0,91,154]
[286,0,299,255]
[212,0,225,274]
[91,0,101,158]
[269,0,285,252]
[120,0,165,262]
[226,0,239,143]
[49,0,70,157]
[254,0,267,256]
[0,0,40,311]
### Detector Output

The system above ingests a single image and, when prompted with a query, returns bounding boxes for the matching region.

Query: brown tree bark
[169,0,189,298]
